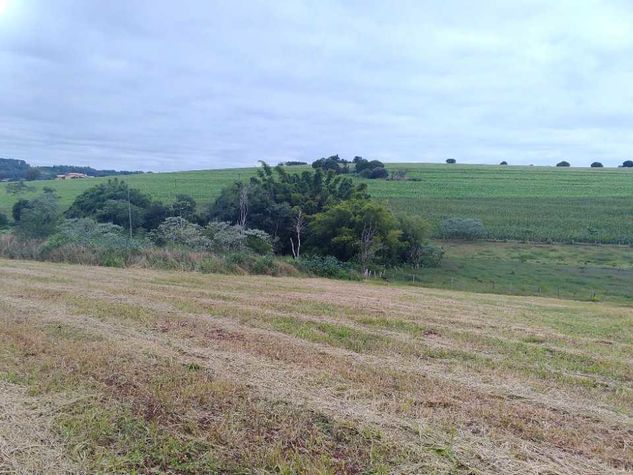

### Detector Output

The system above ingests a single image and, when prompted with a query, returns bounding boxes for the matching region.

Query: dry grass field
[0,259,631,474]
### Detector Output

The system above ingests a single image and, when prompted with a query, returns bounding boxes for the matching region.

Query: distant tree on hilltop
[446,158,456,164]
[590,162,603,168]
[622,160,633,168]
[556,161,571,167]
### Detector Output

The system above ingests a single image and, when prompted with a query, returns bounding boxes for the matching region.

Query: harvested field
[0,258,631,473]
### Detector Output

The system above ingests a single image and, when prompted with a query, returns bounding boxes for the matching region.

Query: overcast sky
[1,0,632,171]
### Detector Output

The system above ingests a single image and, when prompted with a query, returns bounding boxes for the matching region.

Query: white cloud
[0,0,632,170]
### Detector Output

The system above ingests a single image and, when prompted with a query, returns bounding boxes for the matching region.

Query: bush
[251,255,279,275]
[12,199,30,221]
[368,167,388,179]
[500,161,508,165]
[556,161,571,167]
[590,162,603,168]
[46,218,139,251]
[622,160,633,168]
[446,158,456,164]
[150,217,211,250]
[418,244,444,268]
[15,193,59,239]
[296,255,353,278]
[439,217,487,240]
[203,221,272,254]
[0,211,8,227]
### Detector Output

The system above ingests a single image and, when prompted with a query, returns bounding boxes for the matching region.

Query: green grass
[388,241,633,303]
[2,163,633,243]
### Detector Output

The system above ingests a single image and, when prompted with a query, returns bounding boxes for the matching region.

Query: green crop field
[2,163,633,243]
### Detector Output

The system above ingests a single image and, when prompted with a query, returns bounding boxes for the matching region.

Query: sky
[0,0,632,171]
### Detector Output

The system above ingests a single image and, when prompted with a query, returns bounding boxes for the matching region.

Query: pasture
[0,259,631,473]
[2,163,633,243]
[390,241,633,304]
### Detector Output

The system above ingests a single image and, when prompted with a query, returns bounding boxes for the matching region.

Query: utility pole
[127,188,133,240]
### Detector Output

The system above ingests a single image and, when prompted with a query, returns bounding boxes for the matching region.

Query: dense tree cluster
[310,155,388,180]
[2,162,443,275]
[206,162,436,270]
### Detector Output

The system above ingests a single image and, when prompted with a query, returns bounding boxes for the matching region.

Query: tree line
[1,162,443,277]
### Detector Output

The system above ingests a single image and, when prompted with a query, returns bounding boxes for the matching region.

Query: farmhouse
[56,172,89,180]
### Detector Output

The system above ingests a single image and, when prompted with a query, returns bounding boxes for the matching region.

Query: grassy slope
[1,163,633,243]
[0,259,631,473]
[391,241,633,303]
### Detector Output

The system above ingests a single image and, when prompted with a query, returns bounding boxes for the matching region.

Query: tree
[0,211,8,227]
[25,168,42,181]
[311,155,350,174]
[446,158,456,164]
[308,199,400,266]
[622,160,633,168]
[65,179,153,231]
[590,162,604,168]
[12,199,31,221]
[206,163,368,254]
[289,208,306,259]
[15,193,59,238]
[171,194,197,221]
[500,161,508,165]
[238,185,248,228]
[556,161,571,167]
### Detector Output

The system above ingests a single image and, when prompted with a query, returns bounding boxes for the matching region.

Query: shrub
[203,221,272,254]
[150,217,211,250]
[417,244,444,268]
[439,217,487,240]
[12,199,31,221]
[389,169,408,181]
[368,167,388,179]
[590,162,603,168]
[500,161,508,165]
[251,255,279,275]
[15,193,59,239]
[622,160,633,168]
[556,161,571,167]
[0,211,8,227]
[296,255,353,278]
[446,158,456,164]
[46,218,137,251]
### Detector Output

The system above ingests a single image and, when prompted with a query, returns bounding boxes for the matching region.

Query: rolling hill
[1,163,633,243]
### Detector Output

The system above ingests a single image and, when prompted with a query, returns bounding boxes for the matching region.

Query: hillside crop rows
[1,164,633,243]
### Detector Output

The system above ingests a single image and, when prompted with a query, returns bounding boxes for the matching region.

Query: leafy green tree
[171,194,197,220]
[622,160,633,168]
[311,155,350,174]
[206,162,368,253]
[65,179,155,231]
[25,168,42,181]
[308,199,401,270]
[12,199,31,221]
[15,193,59,238]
